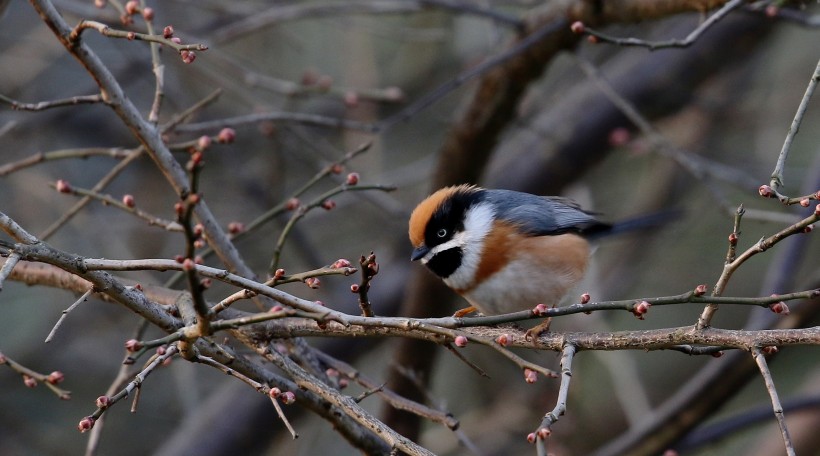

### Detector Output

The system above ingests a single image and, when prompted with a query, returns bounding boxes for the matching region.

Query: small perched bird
[409,184,641,316]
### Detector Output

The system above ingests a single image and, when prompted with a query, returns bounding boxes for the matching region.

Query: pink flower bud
[125,0,138,15]
[96,395,112,408]
[56,179,72,193]
[181,50,196,64]
[570,21,585,34]
[305,277,321,289]
[273,269,285,279]
[526,433,536,443]
[769,301,789,315]
[532,303,548,316]
[163,25,174,38]
[46,371,65,385]
[799,198,810,208]
[78,416,96,433]
[350,284,360,293]
[330,163,343,174]
[580,292,590,304]
[125,339,142,352]
[343,91,359,108]
[182,258,195,271]
[454,335,468,347]
[285,198,300,211]
[632,301,651,320]
[524,368,537,384]
[197,135,212,151]
[269,387,281,399]
[122,194,135,208]
[23,375,36,388]
[126,31,136,40]
[281,391,296,404]
[496,334,511,346]
[227,221,244,234]
[141,7,154,21]
[321,199,336,211]
[762,346,778,355]
[608,127,630,147]
[694,284,708,296]
[217,127,236,144]
[331,258,352,268]
[537,427,550,439]
[758,185,774,198]
[345,172,359,186]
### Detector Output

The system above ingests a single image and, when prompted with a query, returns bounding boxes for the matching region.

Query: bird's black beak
[410,245,429,261]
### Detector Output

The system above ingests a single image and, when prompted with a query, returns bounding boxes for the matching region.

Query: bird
[408,184,649,317]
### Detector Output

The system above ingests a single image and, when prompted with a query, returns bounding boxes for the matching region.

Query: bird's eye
[436,228,447,238]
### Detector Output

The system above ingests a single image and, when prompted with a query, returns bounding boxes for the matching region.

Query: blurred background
[1,1,819,455]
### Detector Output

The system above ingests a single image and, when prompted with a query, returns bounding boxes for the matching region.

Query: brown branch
[752,347,796,456]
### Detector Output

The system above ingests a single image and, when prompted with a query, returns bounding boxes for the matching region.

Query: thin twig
[0,93,105,111]
[0,147,133,177]
[535,344,576,454]
[752,347,795,456]
[581,0,744,50]
[0,251,21,290]
[268,184,395,273]
[45,287,94,343]
[696,209,819,329]
[769,57,820,193]
[49,181,183,232]
[69,20,207,52]
[40,149,144,240]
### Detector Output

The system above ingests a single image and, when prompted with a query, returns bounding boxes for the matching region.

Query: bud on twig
[454,335,468,348]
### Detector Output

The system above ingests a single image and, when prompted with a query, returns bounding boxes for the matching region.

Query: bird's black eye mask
[424,188,484,248]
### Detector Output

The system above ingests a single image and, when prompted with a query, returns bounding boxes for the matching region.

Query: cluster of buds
[632,301,651,320]
[268,387,296,404]
[121,0,153,23]
[304,277,321,289]
[526,428,551,443]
